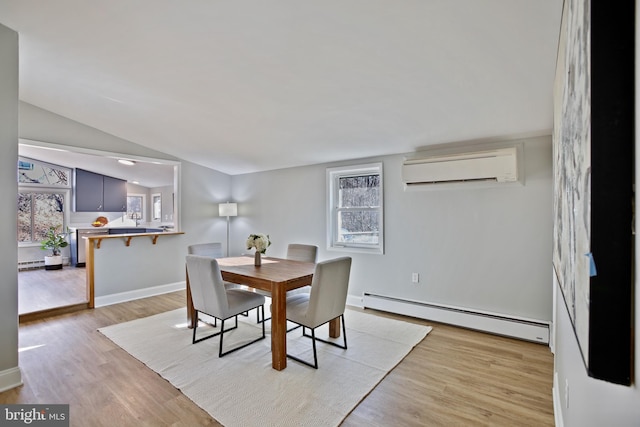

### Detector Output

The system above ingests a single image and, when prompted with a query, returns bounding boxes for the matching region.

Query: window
[327,162,383,254]
[127,194,145,221]
[17,157,71,244]
[152,193,162,221]
[18,191,66,243]
[18,157,71,187]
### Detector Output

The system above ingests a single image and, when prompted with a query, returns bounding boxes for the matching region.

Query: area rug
[99,306,431,427]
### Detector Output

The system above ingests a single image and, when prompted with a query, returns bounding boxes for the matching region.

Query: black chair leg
[288,315,348,368]
[218,319,226,356]
[311,315,347,350]
[192,311,238,344]
[257,305,271,324]
[219,305,266,357]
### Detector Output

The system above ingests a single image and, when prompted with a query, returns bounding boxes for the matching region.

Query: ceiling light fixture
[118,159,136,166]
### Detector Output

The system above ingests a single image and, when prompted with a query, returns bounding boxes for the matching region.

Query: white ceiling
[0,0,563,176]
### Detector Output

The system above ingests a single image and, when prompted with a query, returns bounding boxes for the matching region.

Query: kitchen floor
[18,266,87,314]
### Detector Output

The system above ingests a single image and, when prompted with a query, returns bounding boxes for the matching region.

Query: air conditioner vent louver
[402,147,518,187]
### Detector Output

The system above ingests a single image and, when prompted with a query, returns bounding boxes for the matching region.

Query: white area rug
[99,306,431,427]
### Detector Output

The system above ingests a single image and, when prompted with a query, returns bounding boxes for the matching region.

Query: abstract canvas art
[552,0,591,365]
[553,0,634,385]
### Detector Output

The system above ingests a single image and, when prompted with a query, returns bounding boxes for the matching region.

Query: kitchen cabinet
[75,168,127,212]
[103,175,127,212]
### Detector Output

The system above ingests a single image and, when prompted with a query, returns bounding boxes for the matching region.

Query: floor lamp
[219,202,238,256]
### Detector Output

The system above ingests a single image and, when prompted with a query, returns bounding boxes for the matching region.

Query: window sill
[327,245,384,255]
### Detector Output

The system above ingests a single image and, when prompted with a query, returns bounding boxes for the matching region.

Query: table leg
[186,267,196,329]
[329,317,341,338]
[270,284,287,370]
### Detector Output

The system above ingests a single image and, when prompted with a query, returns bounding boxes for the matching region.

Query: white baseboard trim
[363,292,550,344]
[94,282,186,307]
[346,294,364,308]
[0,366,23,393]
[553,372,564,427]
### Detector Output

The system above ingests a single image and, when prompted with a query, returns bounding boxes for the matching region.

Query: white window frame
[17,188,71,247]
[127,193,147,222]
[326,162,384,254]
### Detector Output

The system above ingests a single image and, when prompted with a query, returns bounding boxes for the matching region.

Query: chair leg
[311,315,347,350]
[192,312,198,344]
[192,311,237,344]
[311,328,318,369]
[219,305,266,357]
[288,314,348,368]
[218,319,226,357]
[286,326,318,369]
[257,304,271,324]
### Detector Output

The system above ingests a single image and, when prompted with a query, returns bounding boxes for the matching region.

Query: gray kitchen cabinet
[103,175,127,212]
[75,168,127,212]
[75,169,104,211]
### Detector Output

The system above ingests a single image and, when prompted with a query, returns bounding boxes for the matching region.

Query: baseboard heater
[363,293,549,344]
[18,258,70,271]
[18,259,45,271]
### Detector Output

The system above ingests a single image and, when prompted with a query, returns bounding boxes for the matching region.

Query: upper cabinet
[75,168,127,212]
[102,175,127,212]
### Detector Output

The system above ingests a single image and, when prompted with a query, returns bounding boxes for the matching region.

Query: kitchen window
[17,157,71,244]
[18,191,67,243]
[326,162,384,254]
[127,194,146,223]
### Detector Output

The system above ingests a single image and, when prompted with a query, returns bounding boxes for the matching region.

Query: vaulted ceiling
[0,0,563,176]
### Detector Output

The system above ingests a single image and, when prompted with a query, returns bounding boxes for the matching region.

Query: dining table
[186,255,341,370]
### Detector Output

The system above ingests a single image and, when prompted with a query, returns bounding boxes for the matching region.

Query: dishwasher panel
[71,228,109,267]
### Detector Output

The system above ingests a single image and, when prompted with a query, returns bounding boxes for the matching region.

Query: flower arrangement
[246,233,271,254]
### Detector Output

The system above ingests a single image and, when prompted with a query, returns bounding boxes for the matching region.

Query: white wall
[0,23,20,391]
[553,274,640,426]
[150,184,174,224]
[19,102,178,160]
[232,135,553,322]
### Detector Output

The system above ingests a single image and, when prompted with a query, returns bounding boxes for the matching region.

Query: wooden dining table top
[216,256,315,293]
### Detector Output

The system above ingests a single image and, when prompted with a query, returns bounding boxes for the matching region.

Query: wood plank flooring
[18,266,87,314]
[1,291,555,426]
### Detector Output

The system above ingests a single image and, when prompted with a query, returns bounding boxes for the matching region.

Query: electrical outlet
[411,273,419,283]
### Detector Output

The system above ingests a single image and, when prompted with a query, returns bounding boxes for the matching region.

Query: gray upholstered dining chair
[285,256,352,368]
[188,242,242,291]
[186,255,266,357]
[187,242,248,321]
[286,243,318,263]
[188,242,224,258]
[283,243,317,298]
[256,243,319,323]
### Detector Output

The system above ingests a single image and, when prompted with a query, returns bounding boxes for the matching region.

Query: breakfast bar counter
[85,231,185,308]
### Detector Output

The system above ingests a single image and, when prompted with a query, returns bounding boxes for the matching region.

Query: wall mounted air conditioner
[402,146,519,187]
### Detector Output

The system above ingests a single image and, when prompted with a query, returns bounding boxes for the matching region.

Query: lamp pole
[226,214,231,256]
[218,202,238,257]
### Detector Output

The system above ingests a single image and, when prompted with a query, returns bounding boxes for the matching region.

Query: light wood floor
[1,291,555,426]
[18,266,87,314]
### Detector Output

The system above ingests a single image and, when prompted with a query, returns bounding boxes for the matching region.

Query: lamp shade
[219,202,238,217]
